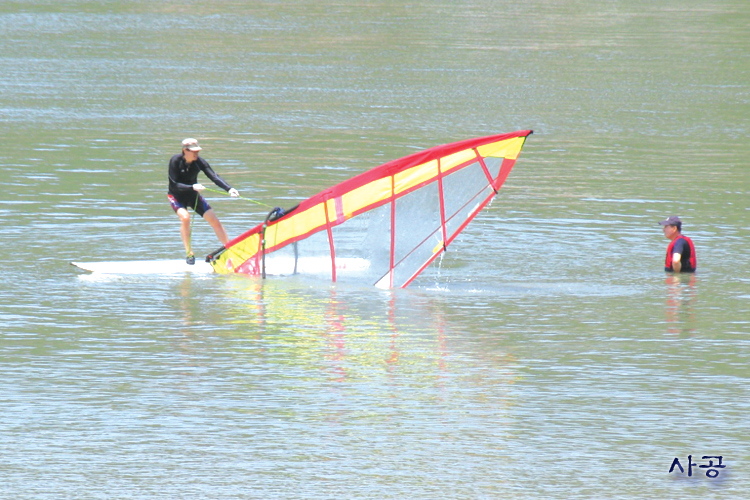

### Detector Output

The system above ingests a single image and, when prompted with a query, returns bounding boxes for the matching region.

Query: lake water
[2,1,749,498]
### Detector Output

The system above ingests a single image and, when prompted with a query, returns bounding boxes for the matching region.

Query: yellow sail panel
[477,136,526,160]
[340,176,392,216]
[212,255,232,274]
[441,148,479,174]
[394,160,438,195]
[214,232,261,274]
[266,203,328,248]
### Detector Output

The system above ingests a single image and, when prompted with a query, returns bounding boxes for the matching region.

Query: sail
[208,130,532,288]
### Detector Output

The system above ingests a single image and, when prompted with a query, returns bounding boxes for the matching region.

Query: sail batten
[209,131,532,287]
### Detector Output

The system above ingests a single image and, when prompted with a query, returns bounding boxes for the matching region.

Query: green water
[2,1,749,498]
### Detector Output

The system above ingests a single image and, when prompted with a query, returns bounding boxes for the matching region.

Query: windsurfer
[659,216,696,273]
[168,138,239,264]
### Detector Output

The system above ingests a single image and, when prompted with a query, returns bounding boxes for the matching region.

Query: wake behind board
[71,260,214,275]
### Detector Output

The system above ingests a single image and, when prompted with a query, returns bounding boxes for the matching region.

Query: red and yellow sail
[209,130,532,288]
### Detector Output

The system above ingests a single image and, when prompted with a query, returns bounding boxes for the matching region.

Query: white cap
[181,138,202,151]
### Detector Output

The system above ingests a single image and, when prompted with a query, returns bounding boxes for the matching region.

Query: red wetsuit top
[665,235,696,273]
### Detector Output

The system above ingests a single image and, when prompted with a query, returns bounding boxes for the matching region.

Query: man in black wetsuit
[168,138,239,264]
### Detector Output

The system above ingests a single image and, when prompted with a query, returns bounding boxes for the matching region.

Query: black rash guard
[168,153,233,197]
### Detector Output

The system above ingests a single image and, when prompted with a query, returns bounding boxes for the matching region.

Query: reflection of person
[665,273,697,337]
[168,138,239,264]
[659,216,696,273]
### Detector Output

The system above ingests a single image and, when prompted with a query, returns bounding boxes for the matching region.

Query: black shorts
[168,193,211,217]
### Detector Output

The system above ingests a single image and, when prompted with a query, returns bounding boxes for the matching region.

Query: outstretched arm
[200,160,232,192]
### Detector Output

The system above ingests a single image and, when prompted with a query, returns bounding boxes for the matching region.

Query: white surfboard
[71,259,214,275]
[72,256,370,277]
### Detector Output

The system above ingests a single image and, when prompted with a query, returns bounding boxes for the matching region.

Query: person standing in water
[168,138,239,264]
[659,215,696,273]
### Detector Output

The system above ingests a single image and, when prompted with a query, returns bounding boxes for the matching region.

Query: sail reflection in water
[175,276,522,394]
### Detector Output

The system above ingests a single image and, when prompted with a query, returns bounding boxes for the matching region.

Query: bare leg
[176,207,193,256]
[203,208,229,245]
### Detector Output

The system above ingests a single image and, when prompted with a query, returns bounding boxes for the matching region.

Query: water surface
[2,1,749,498]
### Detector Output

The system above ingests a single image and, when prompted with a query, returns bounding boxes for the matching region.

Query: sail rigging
[208,130,532,288]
